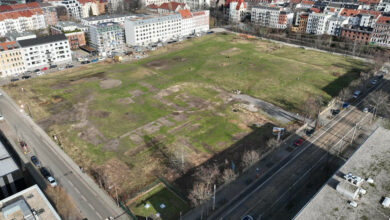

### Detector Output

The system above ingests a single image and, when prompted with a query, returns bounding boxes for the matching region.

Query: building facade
[341,25,372,44]
[229,0,246,23]
[179,9,209,36]
[306,13,331,34]
[370,15,390,47]
[125,14,182,46]
[81,13,135,26]
[89,22,124,54]
[51,21,86,49]
[79,0,100,18]
[251,6,292,29]
[18,34,72,70]
[0,41,25,77]
[0,8,46,37]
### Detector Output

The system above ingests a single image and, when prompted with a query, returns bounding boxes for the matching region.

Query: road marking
[96,211,103,219]
[81,195,87,201]
[67,180,74,187]
[75,188,80,193]
[88,203,95,210]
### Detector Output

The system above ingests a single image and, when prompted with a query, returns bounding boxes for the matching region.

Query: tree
[338,87,352,102]
[222,168,237,185]
[303,96,324,130]
[45,186,82,219]
[188,182,212,206]
[194,164,220,186]
[89,7,94,17]
[241,150,260,168]
[266,138,278,149]
[364,90,390,119]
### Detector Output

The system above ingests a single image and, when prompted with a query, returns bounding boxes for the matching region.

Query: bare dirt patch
[103,138,120,151]
[99,79,122,89]
[220,47,242,56]
[117,97,134,105]
[145,59,170,70]
[139,82,158,93]
[77,125,106,145]
[129,90,144,98]
[91,110,111,118]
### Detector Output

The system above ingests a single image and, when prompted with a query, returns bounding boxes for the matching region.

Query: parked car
[30,156,41,167]
[50,65,57,69]
[36,71,44,76]
[66,64,74,68]
[41,67,48,71]
[47,176,57,187]
[34,69,40,72]
[293,138,304,147]
[363,107,369,113]
[241,215,254,220]
[0,113,4,121]
[371,79,377,85]
[352,90,361,99]
[342,102,350,109]
[40,167,51,178]
[58,67,65,70]
[378,74,384,80]
[331,109,340,116]
[10,78,19,82]
[91,58,98,63]
[305,128,315,136]
[0,92,2,96]
[81,61,90,64]
[21,75,31,79]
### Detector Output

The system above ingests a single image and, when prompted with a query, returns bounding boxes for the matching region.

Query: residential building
[306,13,331,34]
[39,2,59,26]
[18,34,72,70]
[0,140,24,195]
[179,9,209,36]
[89,22,124,55]
[341,25,372,44]
[125,14,182,46]
[229,0,246,23]
[80,13,135,26]
[326,16,348,36]
[97,0,108,14]
[79,0,100,18]
[0,41,25,77]
[297,13,308,32]
[5,31,36,41]
[51,21,87,49]
[182,0,210,10]
[142,0,169,7]
[108,0,123,13]
[0,8,46,37]
[296,0,314,9]
[157,2,189,14]
[0,0,26,4]
[251,6,293,29]
[370,15,390,47]
[0,185,61,220]
[50,0,82,20]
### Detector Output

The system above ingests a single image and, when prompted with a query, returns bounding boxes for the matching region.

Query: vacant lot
[3,33,370,216]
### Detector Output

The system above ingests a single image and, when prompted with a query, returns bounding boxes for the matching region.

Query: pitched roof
[178,9,192,19]
[78,0,95,5]
[339,8,359,16]
[158,2,185,11]
[301,0,314,5]
[358,0,380,4]
[358,9,381,18]
[146,4,159,9]
[18,34,67,47]
[0,41,19,51]
[376,15,390,24]
[225,0,246,9]
[310,7,321,13]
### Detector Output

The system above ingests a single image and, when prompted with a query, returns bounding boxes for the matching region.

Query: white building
[79,0,100,18]
[51,0,82,20]
[125,14,182,46]
[229,0,246,23]
[80,13,136,26]
[0,41,25,77]
[306,13,332,35]
[89,22,124,55]
[326,16,348,36]
[18,34,72,71]
[108,0,124,13]
[251,6,292,29]
[179,9,209,36]
[0,9,46,37]
[182,0,210,10]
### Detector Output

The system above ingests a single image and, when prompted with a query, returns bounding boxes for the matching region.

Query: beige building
[0,41,25,77]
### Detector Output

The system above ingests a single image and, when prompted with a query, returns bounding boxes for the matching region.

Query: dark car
[50,65,57,69]
[331,109,340,116]
[305,128,315,136]
[66,64,74,68]
[10,78,19,82]
[21,75,31,79]
[378,74,384,80]
[293,138,304,147]
[241,215,254,220]
[40,167,51,178]
[81,61,90,64]
[34,69,40,72]
[31,156,41,167]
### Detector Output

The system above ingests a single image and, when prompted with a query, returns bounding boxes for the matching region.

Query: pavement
[0,89,129,220]
[233,94,310,124]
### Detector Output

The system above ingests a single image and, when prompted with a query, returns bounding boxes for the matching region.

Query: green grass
[129,184,190,220]
[2,33,371,206]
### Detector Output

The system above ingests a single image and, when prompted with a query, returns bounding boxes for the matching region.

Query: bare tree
[222,168,237,185]
[338,87,352,102]
[194,164,220,186]
[303,96,323,129]
[188,182,212,206]
[169,145,189,173]
[45,186,83,220]
[364,90,390,119]
[266,138,278,150]
[241,150,260,168]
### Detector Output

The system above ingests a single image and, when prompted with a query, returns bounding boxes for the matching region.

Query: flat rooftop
[295,127,390,220]
[0,142,19,177]
[0,185,60,220]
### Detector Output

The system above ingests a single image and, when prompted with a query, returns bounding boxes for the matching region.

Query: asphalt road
[0,90,128,220]
[208,78,385,220]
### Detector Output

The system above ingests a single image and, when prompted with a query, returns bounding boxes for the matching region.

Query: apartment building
[157,2,189,13]
[341,25,372,44]
[0,41,25,77]
[125,14,182,46]
[179,9,209,36]
[18,34,72,70]
[370,15,390,47]
[306,13,331,34]
[251,6,293,29]
[89,22,124,54]
[0,8,46,37]
[81,13,135,26]
[50,0,82,20]
[51,21,87,49]
[229,0,246,23]
[79,0,100,18]
[108,0,123,13]
[182,0,210,10]
[326,16,348,36]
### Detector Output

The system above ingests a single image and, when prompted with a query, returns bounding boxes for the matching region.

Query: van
[352,90,361,99]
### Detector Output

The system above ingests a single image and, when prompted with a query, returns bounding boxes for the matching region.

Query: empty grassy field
[3,33,371,217]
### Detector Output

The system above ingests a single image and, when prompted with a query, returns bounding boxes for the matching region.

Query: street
[0,89,128,220]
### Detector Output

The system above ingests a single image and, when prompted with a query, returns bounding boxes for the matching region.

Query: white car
[0,92,2,96]
[36,71,44,76]
[47,176,57,187]
[58,67,65,71]
[0,113,4,121]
